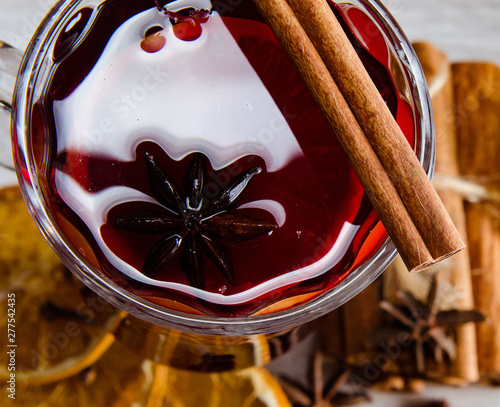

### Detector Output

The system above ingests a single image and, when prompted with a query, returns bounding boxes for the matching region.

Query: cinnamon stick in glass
[251,0,464,272]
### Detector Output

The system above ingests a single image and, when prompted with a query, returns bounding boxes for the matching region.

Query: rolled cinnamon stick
[412,42,479,382]
[341,278,383,357]
[465,203,500,377]
[317,307,345,357]
[288,0,465,262]
[251,0,464,272]
[453,62,500,377]
[251,0,433,271]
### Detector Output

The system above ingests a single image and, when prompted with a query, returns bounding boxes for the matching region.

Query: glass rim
[11,0,435,336]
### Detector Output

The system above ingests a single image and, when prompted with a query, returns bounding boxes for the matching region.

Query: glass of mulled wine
[1,0,434,369]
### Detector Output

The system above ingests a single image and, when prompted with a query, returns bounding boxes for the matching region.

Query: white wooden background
[385,0,500,65]
[1,1,499,405]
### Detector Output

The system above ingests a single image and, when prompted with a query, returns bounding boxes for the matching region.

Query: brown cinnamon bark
[412,42,478,382]
[317,307,345,357]
[286,0,464,264]
[252,0,464,272]
[341,278,383,357]
[453,62,500,376]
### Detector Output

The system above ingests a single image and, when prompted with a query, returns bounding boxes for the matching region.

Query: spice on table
[375,274,485,374]
[452,61,500,377]
[317,41,500,391]
[412,41,479,383]
[278,351,371,406]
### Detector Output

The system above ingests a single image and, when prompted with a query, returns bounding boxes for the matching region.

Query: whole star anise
[278,351,371,407]
[112,152,277,289]
[375,274,485,373]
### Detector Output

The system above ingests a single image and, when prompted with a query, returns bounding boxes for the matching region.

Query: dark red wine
[33,0,417,317]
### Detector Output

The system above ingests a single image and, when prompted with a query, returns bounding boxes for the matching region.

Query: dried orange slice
[0,186,121,386]
[145,364,292,407]
[3,339,152,406]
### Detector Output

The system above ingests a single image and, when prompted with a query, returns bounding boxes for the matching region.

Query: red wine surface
[34,0,417,317]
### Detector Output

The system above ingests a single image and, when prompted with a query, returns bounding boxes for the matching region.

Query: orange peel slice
[145,364,292,407]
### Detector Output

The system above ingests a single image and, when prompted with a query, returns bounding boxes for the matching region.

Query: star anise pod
[112,152,277,289]
[278,351,371,407]
[375,274,485,374]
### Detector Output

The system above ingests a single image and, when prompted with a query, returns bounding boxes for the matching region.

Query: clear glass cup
[0,0,434,370]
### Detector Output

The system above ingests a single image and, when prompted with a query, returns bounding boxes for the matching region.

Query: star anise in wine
[279,351,371,407]
[375,274,485,373]
[112,152,277,289]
